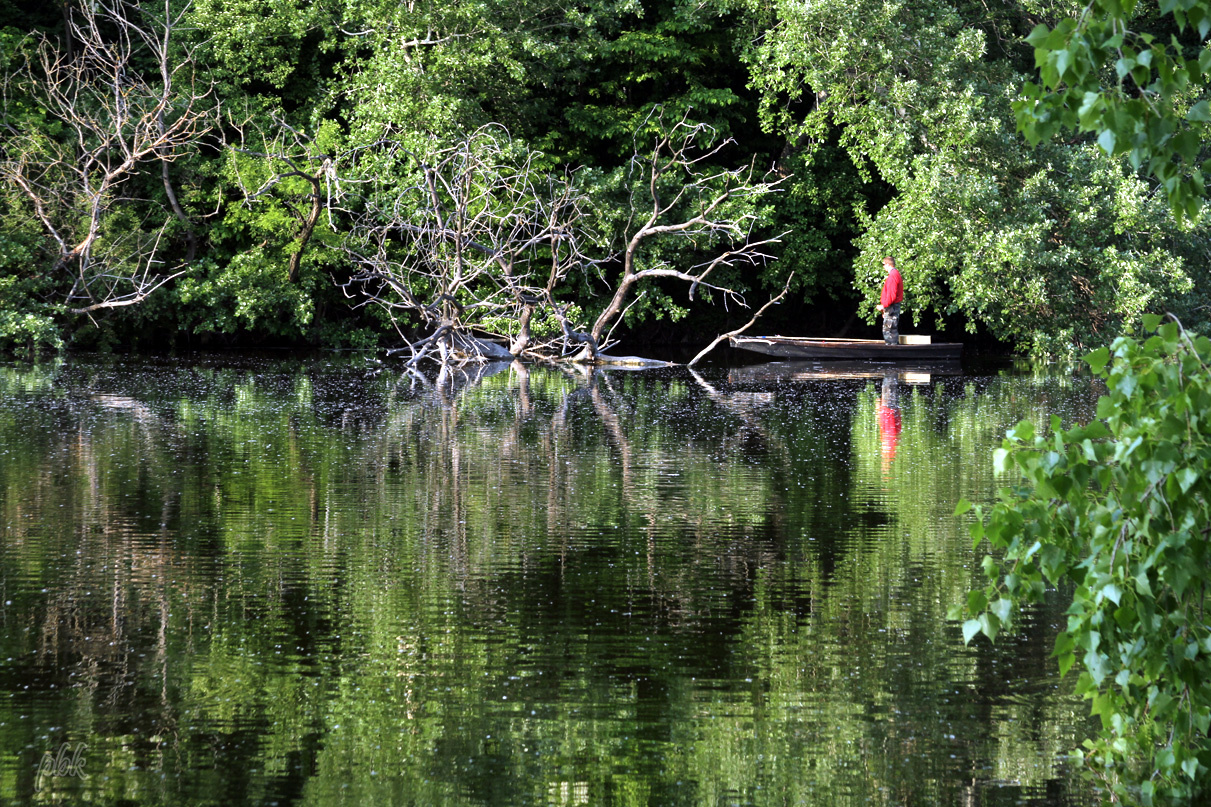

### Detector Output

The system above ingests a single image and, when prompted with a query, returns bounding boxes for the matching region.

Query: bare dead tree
[337,126,605,368]
[687,271,794,367]
[583,114,787,360]
[335,114,786,367]
[0,0,213,314]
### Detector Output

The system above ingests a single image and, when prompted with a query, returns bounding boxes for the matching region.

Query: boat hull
[730,335,963,361]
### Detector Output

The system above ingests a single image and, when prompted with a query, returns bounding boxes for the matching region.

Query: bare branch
[688,272,795,367]
[1,0,214,314]
[589,111,785,348]
[331,112,783,367]
[337,125,605,366]
[69,269,187,314]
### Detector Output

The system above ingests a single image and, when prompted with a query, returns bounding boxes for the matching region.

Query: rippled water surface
[0,355,1105,805]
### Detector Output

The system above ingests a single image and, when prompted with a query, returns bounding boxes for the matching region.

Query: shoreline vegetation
[2,0,1210,365]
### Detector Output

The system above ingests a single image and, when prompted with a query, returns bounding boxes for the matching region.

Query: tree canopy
[1,0,1209,358]
[1015,0,1211,220]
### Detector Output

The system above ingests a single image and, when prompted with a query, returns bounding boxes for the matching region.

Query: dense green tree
[3,0,1211,356]
[1014,0,1211,219]
[743,0,1211,357]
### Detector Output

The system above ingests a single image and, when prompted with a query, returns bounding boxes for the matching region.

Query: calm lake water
[0,354,1105,806]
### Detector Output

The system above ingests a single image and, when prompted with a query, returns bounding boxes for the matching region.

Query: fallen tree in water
[335,115,786,367]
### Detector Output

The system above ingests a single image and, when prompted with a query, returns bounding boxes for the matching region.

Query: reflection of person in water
[878,373,901,464]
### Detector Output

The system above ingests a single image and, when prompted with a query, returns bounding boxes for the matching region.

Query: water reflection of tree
[0,361,1104,805]
[356,363,1099,804]
[1,393,200,799]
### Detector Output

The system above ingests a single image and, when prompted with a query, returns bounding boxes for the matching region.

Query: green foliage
[0,180,61,354]
[955,315,1211,802]
[1015,0,1211,219]
[0,277,62,354]
[336,0,567,142]
[743,0,1211,356]
[187,0,335,108]
[480,303,585,342]
[6,0,1211,356]
[546,0,753,163]
[744,0,989,187]
[758,141,871,304]
[176,252,314,337]
[170,144,345,341]
[855,142,1197,357]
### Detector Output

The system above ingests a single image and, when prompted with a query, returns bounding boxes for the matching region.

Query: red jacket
[880,268,903,309]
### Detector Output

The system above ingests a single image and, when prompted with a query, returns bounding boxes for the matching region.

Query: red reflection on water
[878,375,901,465]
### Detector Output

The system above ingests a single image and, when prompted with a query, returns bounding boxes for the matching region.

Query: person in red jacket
[875,256,903,346]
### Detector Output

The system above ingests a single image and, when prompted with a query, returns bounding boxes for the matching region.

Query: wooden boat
[729,334,963,361]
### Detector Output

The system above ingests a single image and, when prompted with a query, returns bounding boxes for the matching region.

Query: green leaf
[982,555,999,578]
[993,447,1011,473]
[979,612,1001,642]
[1008,420,1036,442]
[1025,24,1053,48]
[1041,544,1069,579]
[1055,48,1072,79]
[967,589,987,613]
[962,619,982,644]
[1086,346,1110,374]
[1084,648,1109,685]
